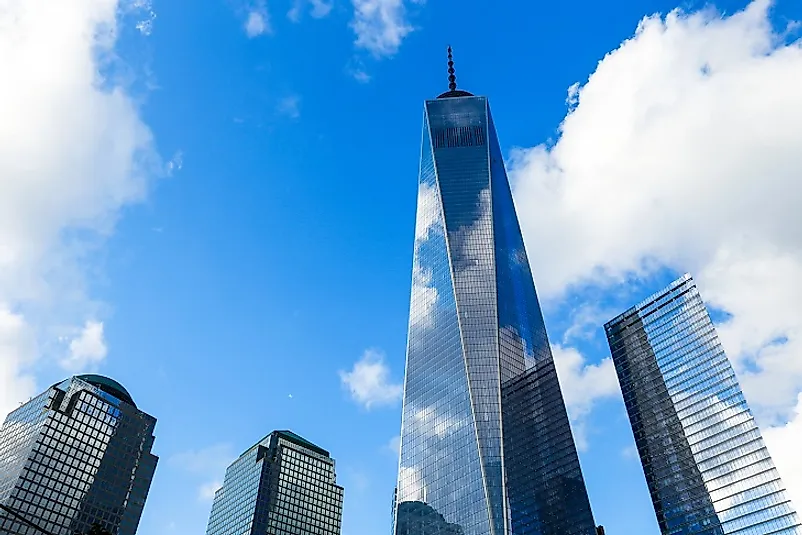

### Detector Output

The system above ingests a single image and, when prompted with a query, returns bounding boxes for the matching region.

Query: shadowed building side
[607,311,721,535]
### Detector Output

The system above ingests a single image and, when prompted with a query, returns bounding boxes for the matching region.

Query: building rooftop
[274,430,330,457]
[437,89,474,99]
[604,273,693,329]
[76,374,136,407]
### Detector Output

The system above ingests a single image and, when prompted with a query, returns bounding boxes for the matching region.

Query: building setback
[0,374,158,535]
[605,274,802,535]
[393,49,597,535]
[206,430,343,535]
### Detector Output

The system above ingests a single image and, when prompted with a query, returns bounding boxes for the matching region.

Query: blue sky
[2,0,802,534]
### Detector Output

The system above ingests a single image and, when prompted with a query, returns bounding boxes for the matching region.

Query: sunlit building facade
[605,274,802,535]
[206,430,343,535]
[393,52,597,535]
[0,374,158,535]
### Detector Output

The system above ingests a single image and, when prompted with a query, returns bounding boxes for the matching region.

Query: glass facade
[0,374,158,535]
[206,430,343,535]
[605,274,802,535]
[394,90,596,535]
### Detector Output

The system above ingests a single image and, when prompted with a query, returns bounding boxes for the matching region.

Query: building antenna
[447,46,457,92]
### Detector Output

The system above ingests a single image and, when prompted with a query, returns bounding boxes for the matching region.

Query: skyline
[1,0,802,534]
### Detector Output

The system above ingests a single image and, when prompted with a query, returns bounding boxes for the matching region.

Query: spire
[447,46,457,91]
[436,46,473,99]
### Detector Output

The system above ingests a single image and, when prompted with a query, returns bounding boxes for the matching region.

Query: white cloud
[553,346,619,418]
[408,182,441,330]
[61,320,107,371]
[410,405,466,439]
[0,308,38,419]
[288,0,333,21]
[409,266,437,330]
[764,393,802,512]
[343,467,371,493]
[386,434,401,456]
[509,0,802,428]
[552,345,619,451]
[277,95,301,119]
[288,3,302,22]
[396,465,424,502]
[352,69,372,83]
[171,443,234,473]
[166,150,183,175]
[414,182,439,245]
[621,445,638,460]
[309,0,334,18]
[198,480,223,502]
[340,349,402,409]
[346,59,372,83]
[0,0,160,421]
[351,0,413,57]
[129,0,156,36]
[700,251,802,424]
[561,303,615,344]
[245,5,271,37]
[171,443,236,502]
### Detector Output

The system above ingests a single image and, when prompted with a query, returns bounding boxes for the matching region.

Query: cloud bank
[0,0,161,420]
[510,0,802,505]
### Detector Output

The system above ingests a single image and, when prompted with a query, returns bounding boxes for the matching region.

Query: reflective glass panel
[606,275,802,535]
[395,95,596,535]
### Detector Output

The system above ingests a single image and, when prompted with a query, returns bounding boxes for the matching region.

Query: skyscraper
[206,430,344,535]
[0,374,158,535]
[394,49,597,535]
[605,274,802,535]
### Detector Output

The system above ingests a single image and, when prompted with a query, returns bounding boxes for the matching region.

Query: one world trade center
[393,49,598,535]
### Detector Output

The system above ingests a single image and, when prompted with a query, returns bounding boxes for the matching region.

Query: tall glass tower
[0,374,158,535]
[206,430,344,535]
[605,274,802,535]
[394,50,597,535]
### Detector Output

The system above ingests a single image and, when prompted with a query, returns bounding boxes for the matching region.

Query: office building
[393,49,597,535]
[206,430,343,535]
[605,274,802,535]
[0,374,158,535]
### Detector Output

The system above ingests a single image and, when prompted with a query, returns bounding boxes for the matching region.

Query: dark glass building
[605,274,802,535]
[0,374,158,535]
[394,51,597,535]
[206,430,343,535]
